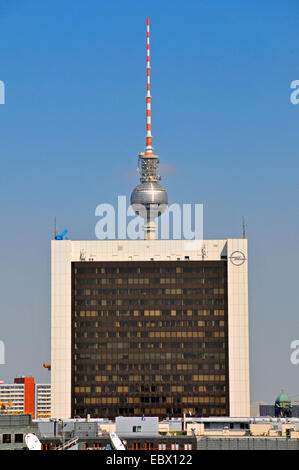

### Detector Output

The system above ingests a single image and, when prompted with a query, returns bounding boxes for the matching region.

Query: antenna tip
[147,18,150,25]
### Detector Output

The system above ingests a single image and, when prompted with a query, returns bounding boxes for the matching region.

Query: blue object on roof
[55,229,69,240]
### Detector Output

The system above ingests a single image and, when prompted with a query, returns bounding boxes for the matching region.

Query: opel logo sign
[229,250,246,266]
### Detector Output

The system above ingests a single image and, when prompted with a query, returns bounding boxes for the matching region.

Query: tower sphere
[130,181,168,219]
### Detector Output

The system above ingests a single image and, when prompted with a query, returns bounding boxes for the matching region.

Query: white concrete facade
[51,239,250,419]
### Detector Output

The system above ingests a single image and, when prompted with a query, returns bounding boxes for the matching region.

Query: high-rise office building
[51,20,250,419]
[51,238,249,419]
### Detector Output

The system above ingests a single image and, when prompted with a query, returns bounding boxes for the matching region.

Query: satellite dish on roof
[109,431,126,450]
[25,433,42,451]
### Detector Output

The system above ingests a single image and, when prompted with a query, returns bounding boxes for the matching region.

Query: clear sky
[0,0,299,404]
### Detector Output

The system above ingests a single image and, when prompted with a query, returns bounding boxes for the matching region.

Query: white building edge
[51,238,250,419]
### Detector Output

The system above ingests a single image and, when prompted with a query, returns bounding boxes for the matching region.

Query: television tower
[130,18,168,240]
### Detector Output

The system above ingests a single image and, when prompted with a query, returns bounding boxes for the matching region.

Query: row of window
[74,365,225,382]
[75,331,225,340]
[75,347,225,361]
[1,433,23,444]
[76,298,226,306]
[74,340,225,350]
[74,309,225,317]
[75,364,225,373]
[74,377,226,387]
[79,442,193,450]
[78,396,226,405]
[73,383,225,393]
[73,406,227,416]
[76,277,225,285]
[75,266,225,275]
[74,376,226,389]
[76,288,225,296]
[74,371,225,382]
[75,319,224,329]
[74,356,225,372]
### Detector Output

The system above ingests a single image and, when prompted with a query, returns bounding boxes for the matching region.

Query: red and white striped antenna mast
[130,18,168,240]
[145,17,153,155]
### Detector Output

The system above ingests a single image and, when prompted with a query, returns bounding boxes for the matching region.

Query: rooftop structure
[2,415,299,451]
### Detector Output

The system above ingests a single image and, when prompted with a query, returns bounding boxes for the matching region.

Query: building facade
[35,384,51,419]
[0,377,35,416]
[51,238,250,419]
[0,383,25,415]
[0,379,51,418]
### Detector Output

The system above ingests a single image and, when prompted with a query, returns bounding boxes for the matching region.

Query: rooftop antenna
[145,17,153,156]
[242,216,246,239]
[54,217,57,239]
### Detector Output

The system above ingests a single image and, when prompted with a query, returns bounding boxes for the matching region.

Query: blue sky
[0,0,299,404]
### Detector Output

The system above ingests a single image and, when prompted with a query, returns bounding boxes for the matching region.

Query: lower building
[2,415,299,451]
[0,378,51,418]
[35,384,51,419]
[0,377,35,416]
[28,416,299,451]
[0,415,39,450]
[0,382,26,415]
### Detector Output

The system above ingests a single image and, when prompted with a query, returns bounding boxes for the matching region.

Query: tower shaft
[130,18,168,240]
[140,17,160,183]
[145,18,153,155]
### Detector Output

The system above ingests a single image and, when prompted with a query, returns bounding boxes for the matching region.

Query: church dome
[275,389,291,406]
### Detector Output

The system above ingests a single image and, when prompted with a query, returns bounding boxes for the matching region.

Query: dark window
[14,434,23,443]
[3,434,11,444]
[132,426,142,432]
